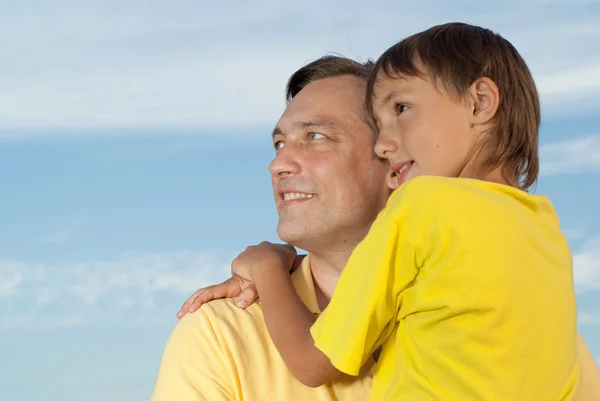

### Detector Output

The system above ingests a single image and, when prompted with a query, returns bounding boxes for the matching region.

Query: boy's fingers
[186,296,204,314]
[176,277,249,318]
[234,284,258,308]
[188,278,244,309]
[176,291,200,318]
[177,289,206,315]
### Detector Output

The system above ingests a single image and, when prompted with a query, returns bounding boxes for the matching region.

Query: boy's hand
[231,241,297,281]
[177,242,298,319]
[176,275,255,318]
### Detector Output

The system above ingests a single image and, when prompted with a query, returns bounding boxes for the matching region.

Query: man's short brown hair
[286,55,374,102]
[286,55,378,138]
[366,22,540,190]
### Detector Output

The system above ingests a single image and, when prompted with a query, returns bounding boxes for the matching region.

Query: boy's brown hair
[366,22,540,190]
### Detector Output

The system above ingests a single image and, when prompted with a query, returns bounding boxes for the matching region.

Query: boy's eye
[396,104,407,114]
[274,141,284,150]
[308,132,326,140]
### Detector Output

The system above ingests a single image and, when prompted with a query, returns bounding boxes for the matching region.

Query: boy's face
[371,68,478,191]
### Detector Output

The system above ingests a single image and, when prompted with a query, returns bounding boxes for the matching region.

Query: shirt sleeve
[310,191,420,376]
[150,310,236,401]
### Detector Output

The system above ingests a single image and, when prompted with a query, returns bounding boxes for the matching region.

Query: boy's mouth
[389,161,414,189]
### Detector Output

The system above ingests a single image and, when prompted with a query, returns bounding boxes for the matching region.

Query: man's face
[269,75,391,250]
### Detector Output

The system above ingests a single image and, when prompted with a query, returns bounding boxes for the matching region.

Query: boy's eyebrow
[377,86,413,110]
[271,119,336,138]
[378,91,398,109]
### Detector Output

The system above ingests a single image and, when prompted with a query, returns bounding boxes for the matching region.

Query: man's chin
[277,223,309,245]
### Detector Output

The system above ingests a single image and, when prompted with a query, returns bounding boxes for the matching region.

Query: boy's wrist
[252,260,289,285]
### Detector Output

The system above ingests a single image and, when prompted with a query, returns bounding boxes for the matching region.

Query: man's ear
[468,77,500,126]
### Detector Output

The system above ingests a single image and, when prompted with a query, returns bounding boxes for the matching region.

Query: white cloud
[35,287,60,307]
[564,229,586,241]
[537,65,600,115]
[0,250,232,329]
[579,310,600,326]
[0,261,45,298]
[574,237,600,292]
[0,1,598,136]
[537,65,600,97]
[540,136,600,175]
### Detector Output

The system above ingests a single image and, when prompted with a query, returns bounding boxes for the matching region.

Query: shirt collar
[290,254,321,315]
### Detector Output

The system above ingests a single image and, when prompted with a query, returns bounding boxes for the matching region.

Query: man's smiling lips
[278,190,316,209]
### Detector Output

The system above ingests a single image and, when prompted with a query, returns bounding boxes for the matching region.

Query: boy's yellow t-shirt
[311,176,579,401]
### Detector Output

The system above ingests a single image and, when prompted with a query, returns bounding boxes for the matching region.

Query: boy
[183,23,579,400]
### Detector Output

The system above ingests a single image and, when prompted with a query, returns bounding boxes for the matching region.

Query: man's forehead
[274,76,367,135]
[295,75,365,102]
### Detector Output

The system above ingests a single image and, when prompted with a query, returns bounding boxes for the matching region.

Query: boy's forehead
[372,75,416,106]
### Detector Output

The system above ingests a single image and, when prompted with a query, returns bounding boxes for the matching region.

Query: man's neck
[306,248,353,310]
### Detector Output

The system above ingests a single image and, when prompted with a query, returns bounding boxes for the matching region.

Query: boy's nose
[374,135,399,159]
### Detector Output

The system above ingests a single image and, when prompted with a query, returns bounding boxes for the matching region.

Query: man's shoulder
[178,298,265,337]
[180,267,309,336]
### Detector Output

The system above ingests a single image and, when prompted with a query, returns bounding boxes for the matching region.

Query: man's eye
[308,132,326,140]
[274,141,284,150]
[396,104,408,114]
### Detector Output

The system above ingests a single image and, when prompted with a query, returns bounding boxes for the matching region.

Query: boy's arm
[309,213,416,376]
[250,203,419,386]
[253,266,340,387]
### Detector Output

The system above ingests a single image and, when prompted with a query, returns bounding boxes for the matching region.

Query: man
[151,56,600,401]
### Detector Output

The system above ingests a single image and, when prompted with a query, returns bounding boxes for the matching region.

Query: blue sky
[1,1,599,400]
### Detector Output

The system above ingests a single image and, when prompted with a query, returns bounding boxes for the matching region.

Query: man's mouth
[282,192,316,201]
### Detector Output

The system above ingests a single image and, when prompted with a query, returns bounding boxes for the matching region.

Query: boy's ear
[468,77,499,126]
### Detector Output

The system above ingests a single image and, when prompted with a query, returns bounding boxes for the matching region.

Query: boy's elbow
[294,371,331,388]
[291,364,338,388]
[286,339,340,387]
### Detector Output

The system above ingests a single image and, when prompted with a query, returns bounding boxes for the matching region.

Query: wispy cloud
[537,65,600,97]
[574,237,600,292]
[563,229,586,241]
[0,261,45,298]
[0,1,598,137]
[540,136,600,175]
[579,310,600,326]
[0,250,231,329]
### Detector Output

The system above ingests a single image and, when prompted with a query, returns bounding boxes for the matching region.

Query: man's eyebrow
[272,126,284,139]
[271,119,336,138]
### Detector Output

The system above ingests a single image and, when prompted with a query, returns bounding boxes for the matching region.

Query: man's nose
[268,145,302,177]
[374,132,399,159]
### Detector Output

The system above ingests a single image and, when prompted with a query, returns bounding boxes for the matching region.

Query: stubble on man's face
[268,75,390,252]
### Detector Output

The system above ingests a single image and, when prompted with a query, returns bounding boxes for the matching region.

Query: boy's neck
[480,166,514,187]
[461,156,515,188]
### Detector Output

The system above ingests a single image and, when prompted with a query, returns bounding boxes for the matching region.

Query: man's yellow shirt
[150,255,375,401]
[311,176,579,400]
